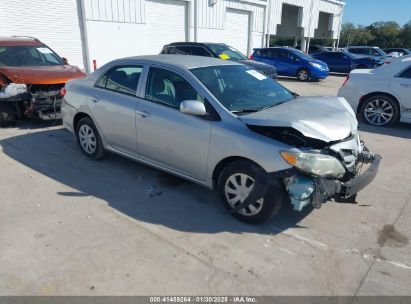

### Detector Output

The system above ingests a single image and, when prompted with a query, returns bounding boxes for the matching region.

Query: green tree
[367,21,401,48]
[399,21,411,49]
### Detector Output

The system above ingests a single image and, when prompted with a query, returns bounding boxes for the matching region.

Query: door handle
[136,108,151,118]
[91,96,101,103]
[400,84,411,88]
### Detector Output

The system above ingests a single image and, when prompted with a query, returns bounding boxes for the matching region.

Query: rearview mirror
[180,100,207,116]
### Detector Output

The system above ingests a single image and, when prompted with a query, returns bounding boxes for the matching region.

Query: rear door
[393,65,411,120]
[88,65,143,155]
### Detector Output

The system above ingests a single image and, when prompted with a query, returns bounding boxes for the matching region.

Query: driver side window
[145,68,204,109]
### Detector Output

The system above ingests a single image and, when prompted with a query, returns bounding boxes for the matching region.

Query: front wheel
[360,95,399,127]
[76,117,106,159]
[218,161,285,224]
[297,68,310,81]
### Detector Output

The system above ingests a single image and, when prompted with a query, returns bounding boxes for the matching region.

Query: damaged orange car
[0,36,86,126]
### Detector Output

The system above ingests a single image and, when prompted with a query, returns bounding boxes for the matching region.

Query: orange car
[0,36,86,126]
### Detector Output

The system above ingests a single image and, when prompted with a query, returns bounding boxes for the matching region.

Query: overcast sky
[343,0,410,26]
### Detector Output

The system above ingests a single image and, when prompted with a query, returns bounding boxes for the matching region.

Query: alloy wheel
[364,99,394,126]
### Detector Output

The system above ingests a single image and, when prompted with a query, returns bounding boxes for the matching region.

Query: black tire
[296,68,310,81]
[359,94,399,127]
[217,161,285,224]
[75,116,105,160]
[0,102,16,127]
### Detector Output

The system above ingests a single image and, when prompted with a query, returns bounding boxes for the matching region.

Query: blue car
[312,51,384,73]
[251,47,329,81]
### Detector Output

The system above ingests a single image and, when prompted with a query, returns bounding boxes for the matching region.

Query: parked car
[62,55,380,224]
[0,36,86,126]
[296,45,329,54]
[338,55,411,127]
[344,46,390,61]
[251,47,329,81]
[312,51,384,73]
[383,48,411,57]
[160,42,277,79]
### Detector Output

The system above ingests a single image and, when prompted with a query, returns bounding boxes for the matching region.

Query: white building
[0,0,344,72]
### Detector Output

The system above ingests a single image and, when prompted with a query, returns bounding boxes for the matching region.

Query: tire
[76,116,105,160]
[217,161,285,224]
[360,94,399,127]
[297,68,310,81]
[0,102,16,127]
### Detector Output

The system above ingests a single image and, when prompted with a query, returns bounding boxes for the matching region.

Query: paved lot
[1,76,410,295]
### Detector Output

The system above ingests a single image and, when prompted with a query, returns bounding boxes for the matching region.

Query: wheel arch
[73,112,92,131]
[211,156,264,190]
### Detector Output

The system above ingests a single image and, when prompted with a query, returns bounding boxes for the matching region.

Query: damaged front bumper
[280,151,381,211]
[0,83,63,120]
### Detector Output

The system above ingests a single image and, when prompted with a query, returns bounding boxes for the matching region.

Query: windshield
[206,44,248,60]
[191,65,295,113]
[0,45,64,67]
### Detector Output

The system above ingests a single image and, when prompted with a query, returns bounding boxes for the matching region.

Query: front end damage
[249,125,381,212]
[0,82,64,120]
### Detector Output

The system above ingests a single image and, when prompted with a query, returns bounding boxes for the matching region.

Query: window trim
[142,65,220,121]
[94,64,144,97]
[396,65,411,79]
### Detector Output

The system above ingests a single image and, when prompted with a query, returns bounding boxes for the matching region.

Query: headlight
[309,62,323,69]
[280,150,346,178]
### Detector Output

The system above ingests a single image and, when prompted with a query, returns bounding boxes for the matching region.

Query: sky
[343,0,411,26]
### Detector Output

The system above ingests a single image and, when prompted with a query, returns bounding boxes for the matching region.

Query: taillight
[249,54,254,60]
[60,87,67,97]
[342,75,349,86]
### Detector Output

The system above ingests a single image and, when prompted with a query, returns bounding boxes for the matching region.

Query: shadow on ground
[359,122,411,140]
[1,128,313,235]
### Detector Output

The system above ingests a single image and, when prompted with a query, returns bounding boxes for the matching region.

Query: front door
[135,66,212,180]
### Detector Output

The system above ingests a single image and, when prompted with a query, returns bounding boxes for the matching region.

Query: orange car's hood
[0,65,86,85]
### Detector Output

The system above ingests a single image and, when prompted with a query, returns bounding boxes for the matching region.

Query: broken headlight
[280,150,346,178]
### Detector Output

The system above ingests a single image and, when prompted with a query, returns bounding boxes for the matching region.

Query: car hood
[239,96,357,142]
[237,60,277,72]
[0,65,86,85]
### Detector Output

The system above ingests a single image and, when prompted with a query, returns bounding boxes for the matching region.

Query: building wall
[0,0,86,69]
[269,0,344,39]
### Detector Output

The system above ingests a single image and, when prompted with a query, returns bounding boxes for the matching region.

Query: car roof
[0,36,43,46]
[112,55,241,70]
[164,42,226,48]
[346,46,380,49]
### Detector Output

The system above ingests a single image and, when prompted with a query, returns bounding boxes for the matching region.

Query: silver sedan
[62,55,380,224]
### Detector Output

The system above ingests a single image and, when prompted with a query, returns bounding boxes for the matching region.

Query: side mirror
[180,100,207,116]
[62,57,69,65]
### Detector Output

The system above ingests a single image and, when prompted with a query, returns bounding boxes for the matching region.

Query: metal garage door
[145,0,187,54]
[0,0,85,69]
[224,9,250,56]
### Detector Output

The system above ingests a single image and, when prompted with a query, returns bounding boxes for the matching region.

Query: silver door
[135,66,212,180]
[88,66,143,155]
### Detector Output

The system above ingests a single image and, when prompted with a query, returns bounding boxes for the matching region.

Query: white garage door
[145,0,187,54]
[0,0,84,69]
[224,9,250,56]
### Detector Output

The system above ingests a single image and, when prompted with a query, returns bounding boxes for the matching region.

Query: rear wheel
[297,68,310,81]
[218,161,285,224]
[76,117,105,159]
[360,95,399,127]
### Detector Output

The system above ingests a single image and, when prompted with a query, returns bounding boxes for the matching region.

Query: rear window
[0,45,64,67]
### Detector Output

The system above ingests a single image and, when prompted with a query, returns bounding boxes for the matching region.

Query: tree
[367,21,401,48]
[399,21,411,49]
